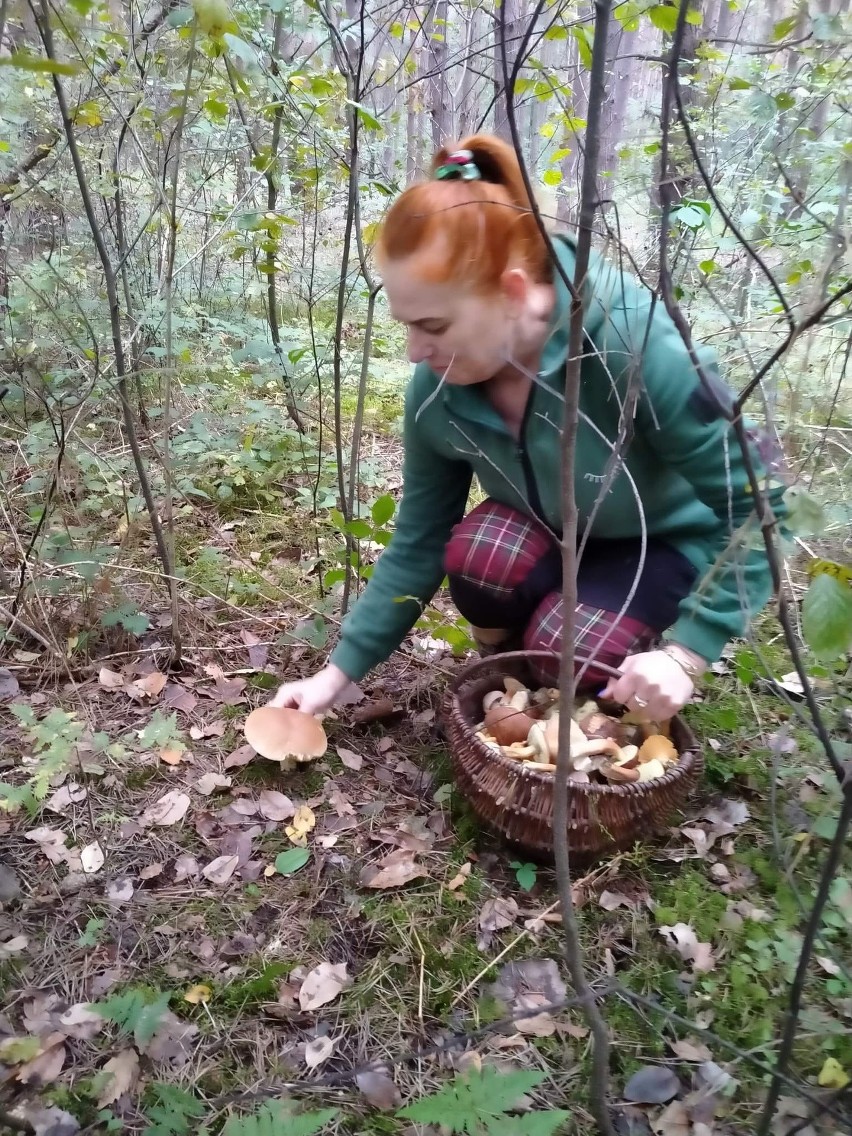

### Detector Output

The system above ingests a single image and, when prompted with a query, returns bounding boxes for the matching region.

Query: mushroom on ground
[244,706,328,770]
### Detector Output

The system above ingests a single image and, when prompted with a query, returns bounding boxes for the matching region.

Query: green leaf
[728,77,751,90]
[783,487,826,537]
[1,52,79,75]
[371,494,396,527]
[344,518,372,539]
[802,573,852,661]
[346,100,382,131]
[772,15,799,41]
[614,2,641,32]
[274,848,310,875]
[221,1102,337,1136]
[543,25,567,40]
[774,91,795,111]
[510,861,537,892]
[698,259,717,275]
[223,34,257,67]
[166,6,194,27]
[143,1083,206,1136]
[570,25,593,69]
[398,1068,551,1133]
[648,5,679,34]
[94,988,171,1047]
[100,603,150,636]
[685,6,702,24]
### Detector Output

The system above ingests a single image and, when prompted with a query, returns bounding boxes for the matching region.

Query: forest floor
[0,401,851,1136]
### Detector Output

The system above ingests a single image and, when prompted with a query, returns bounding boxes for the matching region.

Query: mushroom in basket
[475,677,678,785]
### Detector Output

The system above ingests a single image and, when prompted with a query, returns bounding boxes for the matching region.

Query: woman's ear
[500,267,529,315]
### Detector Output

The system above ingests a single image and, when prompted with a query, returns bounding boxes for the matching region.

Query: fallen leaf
[479,896,519,932]
[0,935,28,957]
[80,842,105,874]
[224,744,255,768]
[624,1065,681,1104]
[337,747,363,771]
[140,790,191,827]
[670,1038,713,1062]
[240,629,268,671]
[0,666,20,700]
[0,862,21,901]
[487,958,567,1038]
[299,962,350,1011]
[817,1055,849,1089]
[139,862,164,880]
[174,854,200,881]
[650,1099,690,1135]
[304,1035,335,1069]
[26,827,68,864]
[159,746,186,766]
[274,847,310,875]
[355,1069,402,1110]
[17,1035,66,1086]
[183,984,212,1005]
[125,671,168,701]
[599,889,634,911]
[0,1037,43,1063]
[352,697,396,724]
[162,683,198,714]
[448,862,472,890]
[658,923,716,973]
[285,804,316,847]
[45,782,87,814]
[359,848,428,889]
[328,787,354,817]
[195,772,232,795]
[98,668,125,690]
[96,1048,140,1108]
[59,1004,105,1041]
[258,789,295,821]
[137,1009,198,1066]
[202,854,240,884]
[190,719,227,740]
[8,1104,80,1136]
[816,955,841,976]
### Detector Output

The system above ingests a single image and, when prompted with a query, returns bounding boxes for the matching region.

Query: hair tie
[434,149,481,182]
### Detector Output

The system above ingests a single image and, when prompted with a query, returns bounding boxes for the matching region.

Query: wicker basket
[440,651,703,862]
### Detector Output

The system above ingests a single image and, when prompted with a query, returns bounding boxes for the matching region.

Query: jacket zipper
[517,383,548,524]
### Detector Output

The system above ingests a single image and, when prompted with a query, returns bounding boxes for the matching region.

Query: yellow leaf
[285,804,316,847]
[183,983,212,1005]
[818,1057,849,1089]
[362,221,380,246]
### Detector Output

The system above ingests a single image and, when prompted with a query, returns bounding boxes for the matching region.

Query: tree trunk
[493,0,524,141]
[426,0,451,148]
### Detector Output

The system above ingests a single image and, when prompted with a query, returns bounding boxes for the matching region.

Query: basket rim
[443,649,701,798]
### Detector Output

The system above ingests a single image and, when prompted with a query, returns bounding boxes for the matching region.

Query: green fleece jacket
[330,234,786,682]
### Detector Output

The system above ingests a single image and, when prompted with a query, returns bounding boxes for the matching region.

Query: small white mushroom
[482,690,506,714]
[527,721,550,763]
[509,689,532,712]
[637,758,668,782]
[522,760,557,772]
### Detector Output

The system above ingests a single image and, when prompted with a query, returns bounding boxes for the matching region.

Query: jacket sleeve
[330,370,473,681]
[587,253,788,664]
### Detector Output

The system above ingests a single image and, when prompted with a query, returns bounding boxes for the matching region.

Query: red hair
[376,134,552,290]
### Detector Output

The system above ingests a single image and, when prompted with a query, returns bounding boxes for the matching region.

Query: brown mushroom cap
[244,706,328,763]
[637,734,678,764]
[484,703,535,746]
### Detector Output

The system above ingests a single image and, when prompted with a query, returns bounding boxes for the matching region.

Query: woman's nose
[407,329,432,364]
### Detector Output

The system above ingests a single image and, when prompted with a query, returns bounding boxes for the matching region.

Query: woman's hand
[599,649,700,721]
[268,664,352,717]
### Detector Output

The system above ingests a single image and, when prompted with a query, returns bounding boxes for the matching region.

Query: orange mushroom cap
[244,706,328,763]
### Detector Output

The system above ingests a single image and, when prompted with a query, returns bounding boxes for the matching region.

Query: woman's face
[381,252,518,385]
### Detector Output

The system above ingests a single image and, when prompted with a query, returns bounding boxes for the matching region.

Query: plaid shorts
[444,499,695,685]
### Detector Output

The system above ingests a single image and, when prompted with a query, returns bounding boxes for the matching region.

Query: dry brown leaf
[59,1004,105,1041]
[6,1103,80,1136]
[224,743,255,768]
[98,668,125,690]
[352,697,396,724]
[0,936,28,957]
[140,790,191,827]
[138,1009,198,1066]
[337,747,363,771]
[448,862,472,890]
[670,1038,713,1062]
[173,854,200,881]
[96,1048,140,1109]
[659,923,716,973]
[240,629,268,671]
[195,773,232,795]
[304,1035,336,1069]
[355,1070,401,1111]
[163,683,198,714]
[479,896,519,932]
[298,962,350,1011]
[258,789,295,821]
[139,862,164,880]
[285,805,316,847]
[45,782,87,814]
[80,842,105,874]
[202,854,240,884]
[651,1099,690,1135]
[328,787,354,817]
[16,1034,66,1086]
[125,672,168,701]
[202,670,247,705]
[598,890,633,911]
[359,848,428,890]
[26,827,68,864]
[231,798,259,817]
